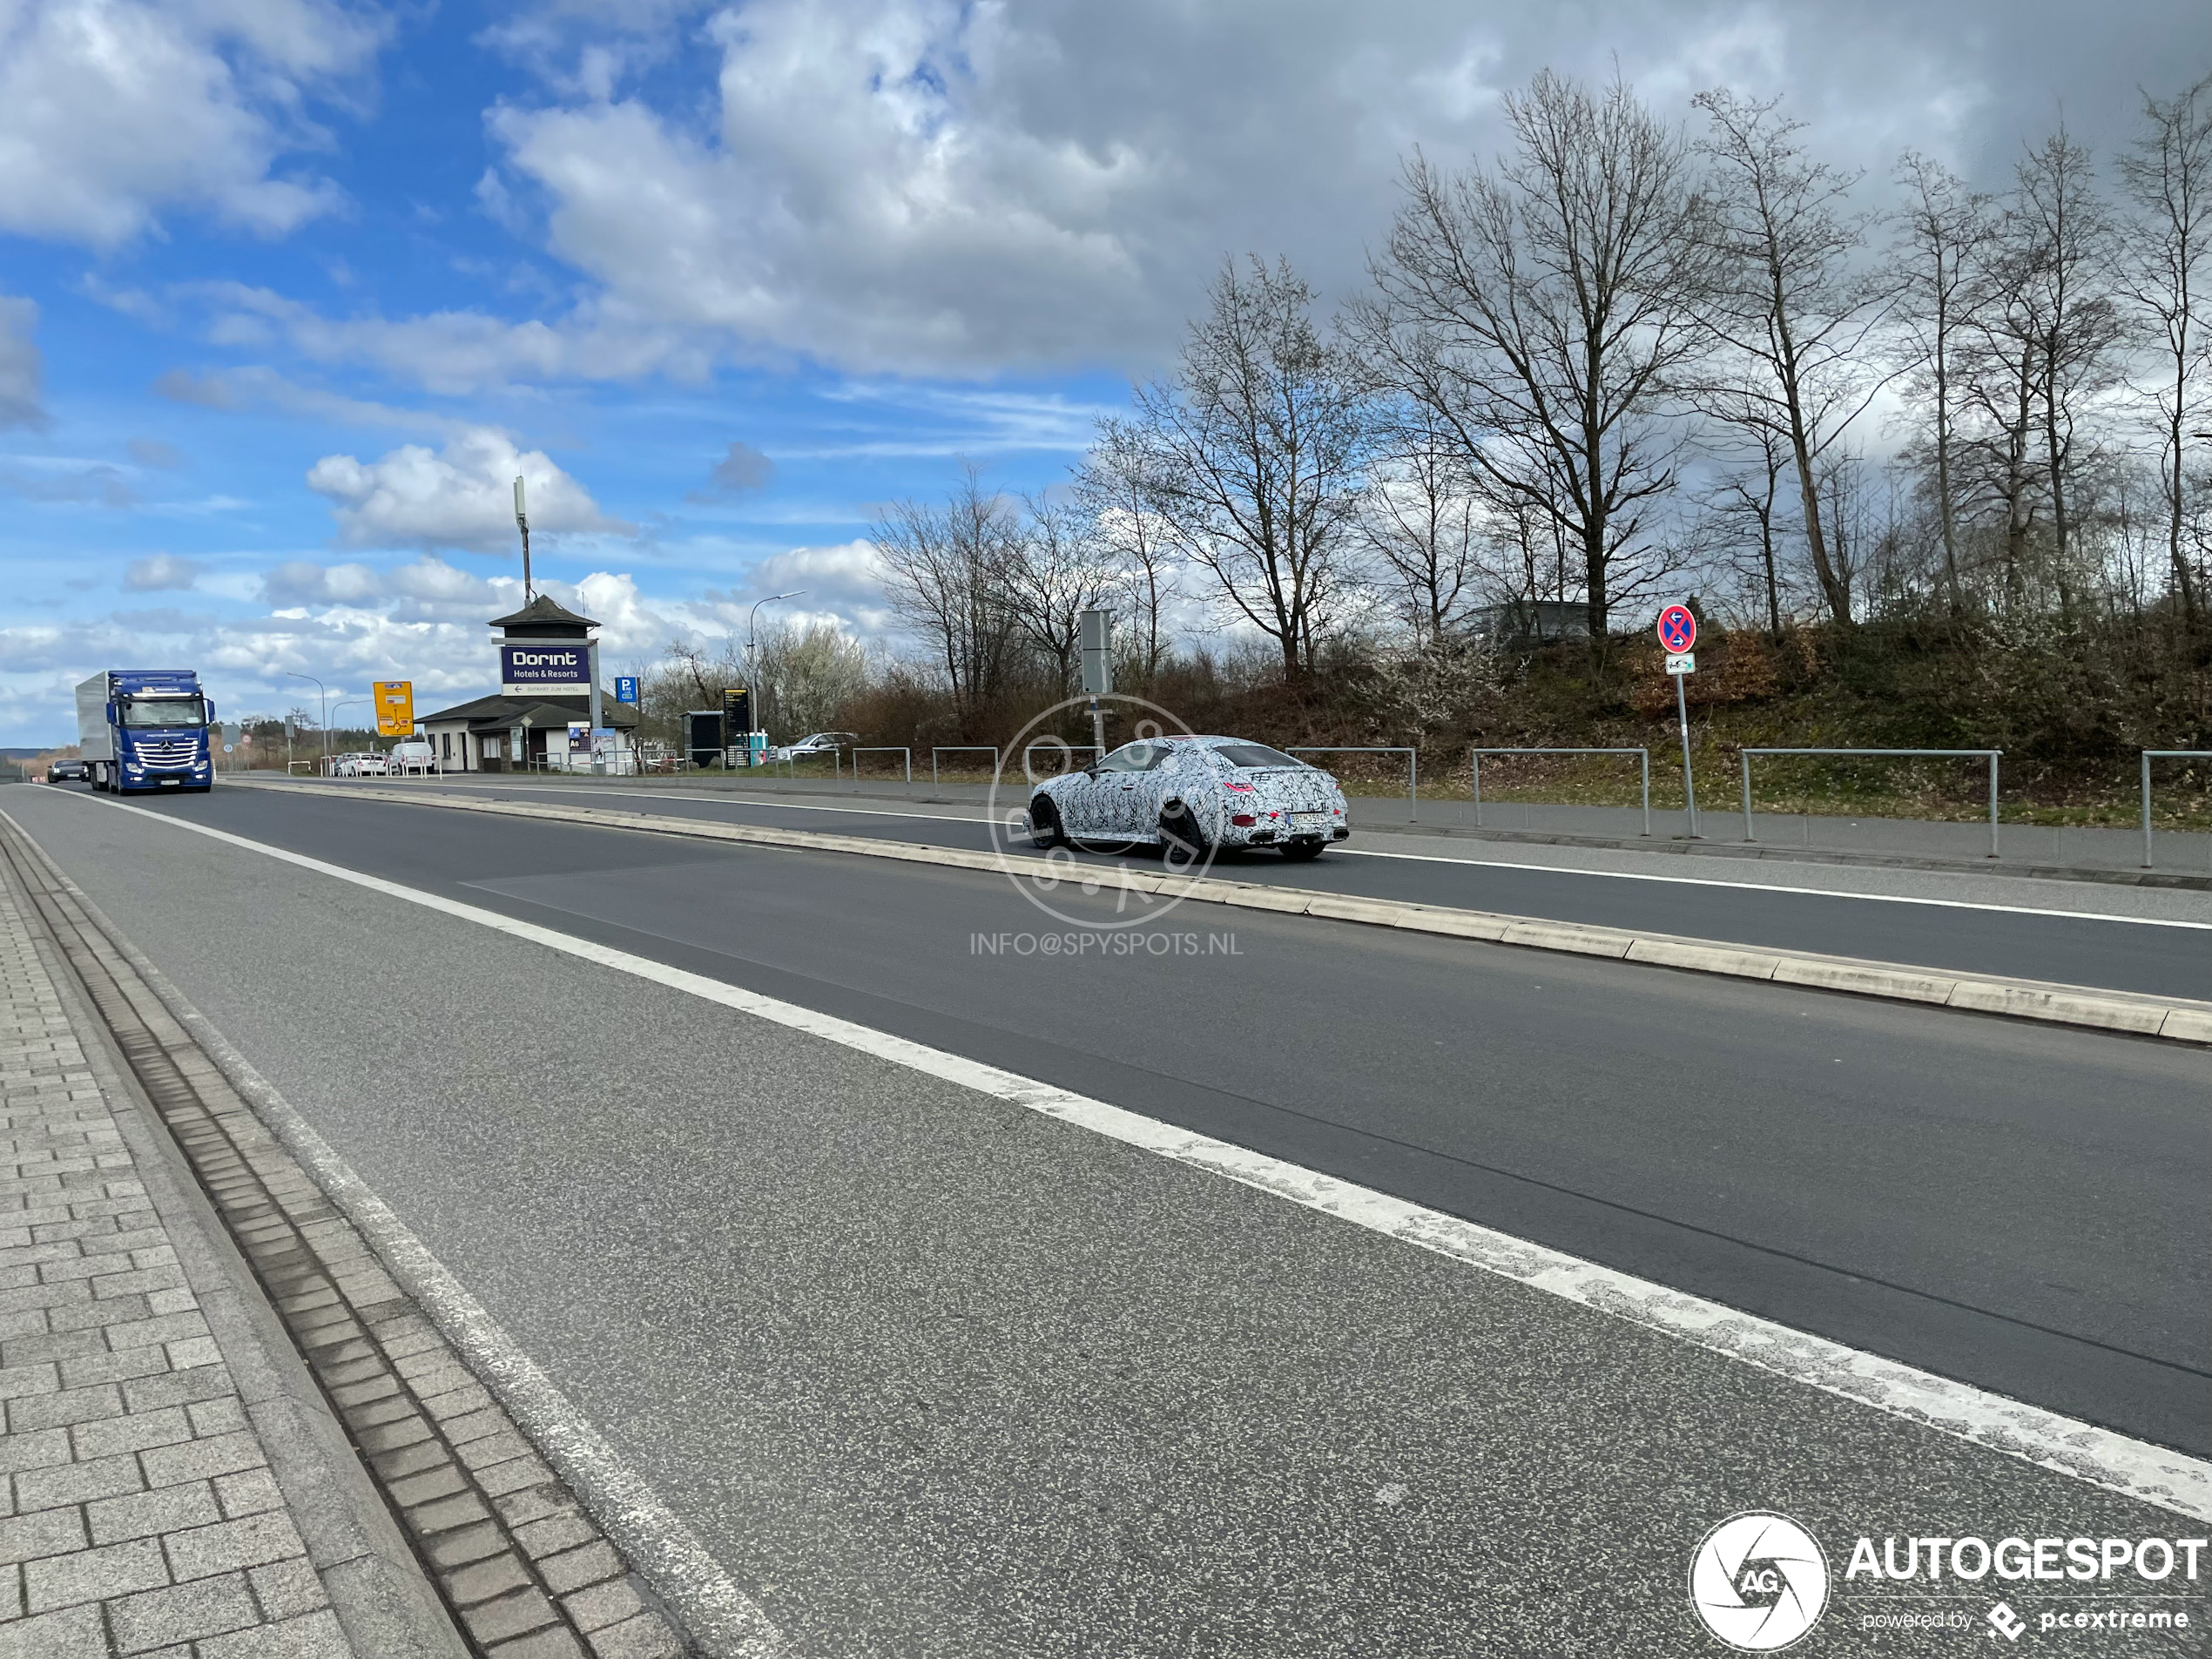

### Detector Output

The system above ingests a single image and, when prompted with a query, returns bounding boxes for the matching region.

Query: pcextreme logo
[1690,1512,1831,1651]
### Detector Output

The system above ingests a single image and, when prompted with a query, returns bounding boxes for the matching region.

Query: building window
[440,732,451,760]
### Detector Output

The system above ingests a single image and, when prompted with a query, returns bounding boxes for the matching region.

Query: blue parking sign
[614,676,639,704]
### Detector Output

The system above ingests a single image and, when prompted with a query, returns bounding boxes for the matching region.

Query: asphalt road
[6,782,2208,1656]
[283,774,2212,1002]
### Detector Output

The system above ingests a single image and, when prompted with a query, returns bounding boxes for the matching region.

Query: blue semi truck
[75,670,216,792]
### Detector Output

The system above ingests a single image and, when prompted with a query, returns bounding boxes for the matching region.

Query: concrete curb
[273,780,2212,1048]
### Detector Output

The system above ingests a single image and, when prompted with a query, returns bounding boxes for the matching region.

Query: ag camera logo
[1690,1512,1831,1651]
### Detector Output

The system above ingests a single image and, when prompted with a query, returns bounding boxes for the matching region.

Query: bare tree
[1692,89,1892,625]
[1076,421,1183,680]
[2012,125,2128,616]
[1125,256,1372,679]
[1891,152,1991,617]
[1001,494,1118,693]
[873,465,1022,729]
[1701,415,1797,637]
[1362,70,1710,639]
[1360,401,1485,647]
[2118,72,2212,621]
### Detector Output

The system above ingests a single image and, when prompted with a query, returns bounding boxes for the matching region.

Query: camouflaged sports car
[1025,736,1350,862]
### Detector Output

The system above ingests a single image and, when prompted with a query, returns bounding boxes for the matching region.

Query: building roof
[488,593,598,632]
[416,691,637,730]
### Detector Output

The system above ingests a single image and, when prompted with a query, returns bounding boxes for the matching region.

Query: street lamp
[745,590,806,750]
[285,671,329,775]
[330,698,367,773]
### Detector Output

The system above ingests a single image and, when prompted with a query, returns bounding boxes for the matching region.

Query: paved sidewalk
[0,865,370,1656]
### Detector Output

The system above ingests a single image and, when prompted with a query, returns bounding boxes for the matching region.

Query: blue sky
[2,0,2203,745]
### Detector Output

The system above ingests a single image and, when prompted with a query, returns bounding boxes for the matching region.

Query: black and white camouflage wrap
[1028,736,1349,851]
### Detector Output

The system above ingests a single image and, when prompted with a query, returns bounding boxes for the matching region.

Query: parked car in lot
[388,738,437,774]
[1027,735,1350,861]
[333,752,389,777]
[771,731,860,764]
[47,760,87,783]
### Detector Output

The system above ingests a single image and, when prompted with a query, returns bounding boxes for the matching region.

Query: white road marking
[65,790,2212,1522]
[300,780,2212,933]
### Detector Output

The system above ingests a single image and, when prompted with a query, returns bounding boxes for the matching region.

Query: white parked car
[1026,736,1350,862]
[388,739,437,774]
[771,731,859,764]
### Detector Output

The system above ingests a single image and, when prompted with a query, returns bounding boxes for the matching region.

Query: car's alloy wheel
[1029,795,1066,850]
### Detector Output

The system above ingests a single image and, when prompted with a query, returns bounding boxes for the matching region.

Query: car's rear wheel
[1159,800,1209,872]
[1029,795,1066,849]
[1280,840,1325,861]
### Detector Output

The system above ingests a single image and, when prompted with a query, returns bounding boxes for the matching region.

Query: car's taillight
[1223,779,1254,792]
[1231,813,1257,827]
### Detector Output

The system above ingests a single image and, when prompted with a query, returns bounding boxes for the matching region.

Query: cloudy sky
[0,0,2203,744]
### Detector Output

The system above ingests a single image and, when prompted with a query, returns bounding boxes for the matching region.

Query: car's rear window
[1212,744,1305,770]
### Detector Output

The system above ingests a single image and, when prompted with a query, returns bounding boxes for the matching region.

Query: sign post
[722,687,752,767]
[1078,608,1114,759]
[1656,604,1701,838]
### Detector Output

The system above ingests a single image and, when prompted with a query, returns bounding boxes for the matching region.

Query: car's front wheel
[1029,795,1066,849]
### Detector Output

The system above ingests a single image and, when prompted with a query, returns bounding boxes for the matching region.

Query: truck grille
[131,740,200,765]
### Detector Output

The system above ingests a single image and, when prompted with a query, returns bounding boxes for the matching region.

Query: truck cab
[78,671,216,793]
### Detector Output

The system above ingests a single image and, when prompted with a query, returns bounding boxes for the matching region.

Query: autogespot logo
[1690,1513,1831,1652]
[986,692,1220,930]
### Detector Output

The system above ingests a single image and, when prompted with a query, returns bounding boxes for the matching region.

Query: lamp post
[745,590,805,757]
[285,671,329,775]
[330,698,366,773]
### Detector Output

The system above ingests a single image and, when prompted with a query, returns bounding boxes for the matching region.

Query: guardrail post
[1640,751,1651,837]
[1741,751,1756,843]
[1987,752,2000,860]
[2142,752,2154,870]
[1471,752,1482,828]
[1409,752,1418,823]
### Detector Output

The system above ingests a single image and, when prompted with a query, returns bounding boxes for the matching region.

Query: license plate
[1291,812,1325,832]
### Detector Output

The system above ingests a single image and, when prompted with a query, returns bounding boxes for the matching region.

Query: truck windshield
[119,697,206,728]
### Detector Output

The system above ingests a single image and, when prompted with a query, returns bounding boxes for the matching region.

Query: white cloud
[0,0,382,246]
[0,296,44,428]
[122,554,202,591]
[306,427,633,552]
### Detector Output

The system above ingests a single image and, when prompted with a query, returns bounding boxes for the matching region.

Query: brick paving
[0,822,698,1659]
[0,867,350,1656]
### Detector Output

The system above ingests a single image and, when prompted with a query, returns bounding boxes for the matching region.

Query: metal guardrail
[1471,747,1650,837]
[1021,741,1101,779]
[931,746,1001,787]
[2141,750,2212,868]
[1741,747,2003,858]
[852,745,912,786]
[1289,746,1418,820]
